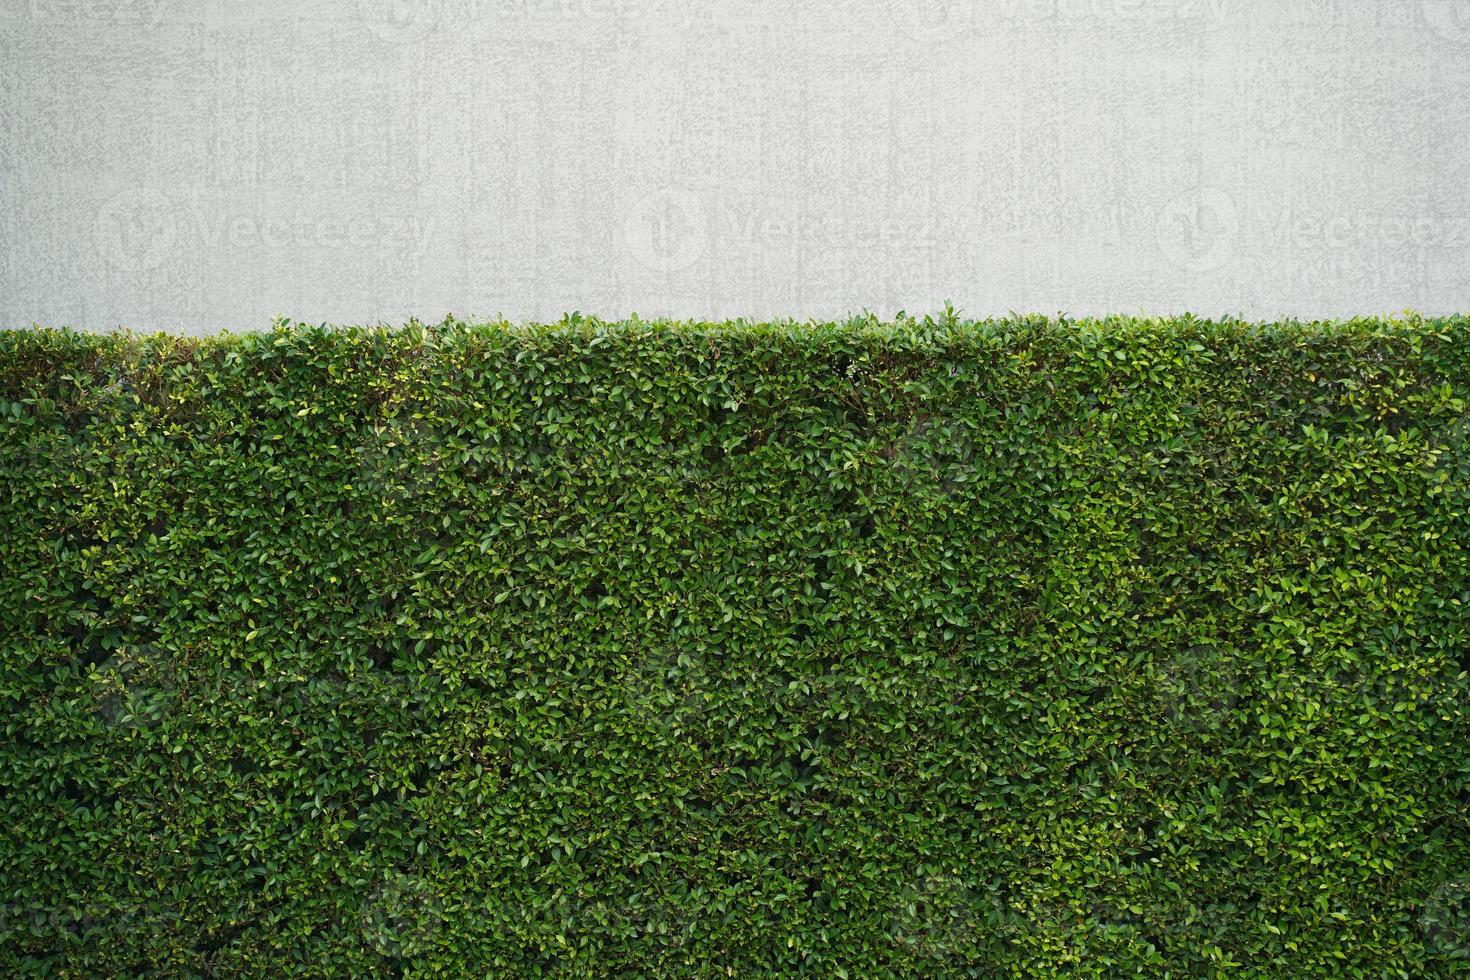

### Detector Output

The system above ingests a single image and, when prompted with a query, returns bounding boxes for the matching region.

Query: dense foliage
[2,314,1469,977]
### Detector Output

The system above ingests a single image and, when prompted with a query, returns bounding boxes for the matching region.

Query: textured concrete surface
[2,0,1469,333]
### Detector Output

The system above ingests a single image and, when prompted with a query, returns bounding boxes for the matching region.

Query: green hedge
[3,315,1469,977]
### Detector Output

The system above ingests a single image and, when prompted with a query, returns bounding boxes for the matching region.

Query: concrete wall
[2,0,1468,333]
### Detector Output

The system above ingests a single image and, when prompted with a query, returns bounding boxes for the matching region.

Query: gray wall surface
[2,0,1469,333]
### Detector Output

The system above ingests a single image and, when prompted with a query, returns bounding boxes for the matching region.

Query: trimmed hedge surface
[2,315,1469,977]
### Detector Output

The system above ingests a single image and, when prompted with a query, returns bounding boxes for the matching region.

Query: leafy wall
[2,315,1468,976]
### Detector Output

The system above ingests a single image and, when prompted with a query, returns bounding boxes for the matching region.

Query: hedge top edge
[3,311,1467,350]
